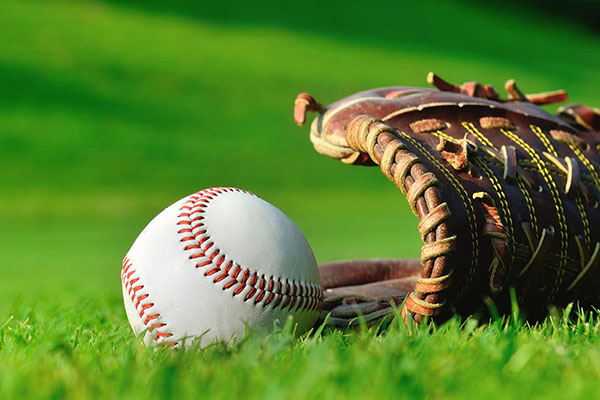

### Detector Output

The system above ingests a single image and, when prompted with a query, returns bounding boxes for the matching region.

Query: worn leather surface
[297,74,600,324]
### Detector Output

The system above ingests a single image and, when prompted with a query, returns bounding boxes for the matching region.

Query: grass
[1,0,600,398]
[3,300,600,399]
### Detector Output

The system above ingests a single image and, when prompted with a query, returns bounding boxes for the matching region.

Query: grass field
[1,0,600,398]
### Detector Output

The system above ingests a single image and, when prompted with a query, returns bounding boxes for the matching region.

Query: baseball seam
[121,256,176,345]
[178,187,323,314]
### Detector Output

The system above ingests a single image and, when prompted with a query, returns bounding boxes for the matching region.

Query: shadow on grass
[101,0,600,55]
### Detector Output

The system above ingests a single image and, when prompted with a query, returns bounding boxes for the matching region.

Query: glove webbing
[346,114,456,321]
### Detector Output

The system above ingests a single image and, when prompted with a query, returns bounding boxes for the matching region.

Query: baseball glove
[294,73,600,326]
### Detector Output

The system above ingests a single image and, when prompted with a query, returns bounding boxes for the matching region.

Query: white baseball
[121,187,322,347]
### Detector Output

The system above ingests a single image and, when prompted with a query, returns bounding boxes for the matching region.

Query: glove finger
[319,258,422,288]
[323,276,417,299]
[322,294,374,310]
[320,298,400,327]
[326,299,395,318]
[324,308,395,327]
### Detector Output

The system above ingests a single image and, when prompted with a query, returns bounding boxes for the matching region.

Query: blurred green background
[1,0,599,307]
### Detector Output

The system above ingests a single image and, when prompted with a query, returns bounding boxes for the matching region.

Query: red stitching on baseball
[224,279,237,290]
[241,270,250,284]
[149,322,165,332]
[132,285,143,294]
[209,249,220,261]
[177,187,323,313]
[273,294,283,308]
[144,314,160,325]
[255,291,266,303]
[245,288,257,301]
[135,293,149,308]
[121,257,176,345]
[264,292,275,306]
[154,331,173,340]
[190,252,207,260]
[234,284,246,295]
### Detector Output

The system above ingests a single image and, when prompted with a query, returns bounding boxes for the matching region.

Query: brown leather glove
[295,73,600,326]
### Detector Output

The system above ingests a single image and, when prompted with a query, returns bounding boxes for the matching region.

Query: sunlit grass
[2,298,600,399]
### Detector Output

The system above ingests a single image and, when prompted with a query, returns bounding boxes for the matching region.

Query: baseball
[121,187,322,347]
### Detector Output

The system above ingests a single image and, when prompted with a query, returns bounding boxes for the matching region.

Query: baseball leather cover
[295,73,600,325]
[122,188,322,346]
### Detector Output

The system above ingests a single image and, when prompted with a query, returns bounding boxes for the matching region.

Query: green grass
[1,0,600,398]
[3,301,600,399]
